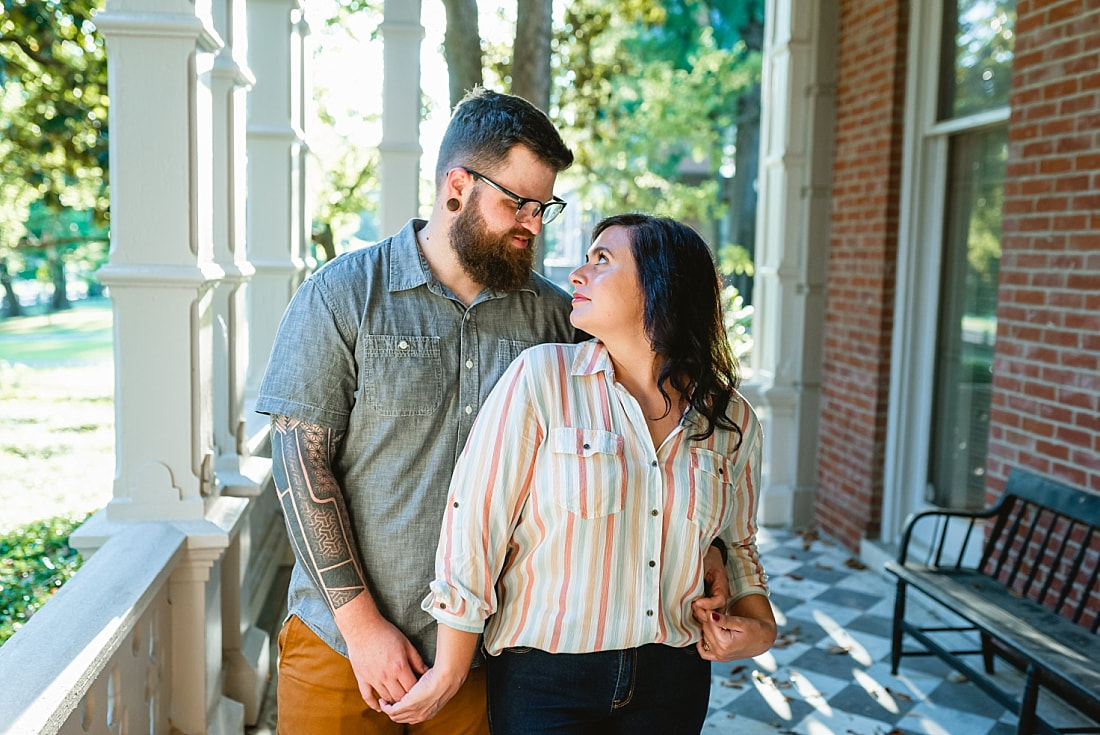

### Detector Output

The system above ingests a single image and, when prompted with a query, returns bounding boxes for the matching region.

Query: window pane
[928,127,1006,509]
[938,0,1017,119]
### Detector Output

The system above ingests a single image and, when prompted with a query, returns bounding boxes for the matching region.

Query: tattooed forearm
[271,415,367,612]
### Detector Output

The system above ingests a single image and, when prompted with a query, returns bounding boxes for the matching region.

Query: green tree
[556,0,762,227]
[0,0,109,311]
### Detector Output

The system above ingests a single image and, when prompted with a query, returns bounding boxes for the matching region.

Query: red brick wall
[814,0,908,550]
[987,0,1100,498]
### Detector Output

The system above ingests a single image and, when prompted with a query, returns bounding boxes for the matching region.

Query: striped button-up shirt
[423,339,767,655]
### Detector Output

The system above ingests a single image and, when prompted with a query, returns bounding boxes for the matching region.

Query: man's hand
[694,543,730,614]
[692,593,777,662]
[336,596,428,711]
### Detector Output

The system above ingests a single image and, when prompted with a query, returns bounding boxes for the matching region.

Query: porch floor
[248,526,1089,734]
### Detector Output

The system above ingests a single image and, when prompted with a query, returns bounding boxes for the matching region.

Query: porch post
[751,0,837,527]
[378,0,424,234]
[89,4,222,523]
[244,0,311,403]
[71,2,255,732]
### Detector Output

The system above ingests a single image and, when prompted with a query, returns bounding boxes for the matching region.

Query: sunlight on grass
[0,298,113,364]
[0,300,115,532]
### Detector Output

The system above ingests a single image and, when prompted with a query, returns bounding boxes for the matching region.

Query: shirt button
[398,340,409,349]
[651,460,658,467]
[583,443,590,450]
[651,509,658,516]
[648,560,656,567]
[465,405,473,415]
[646,609,653,617]
[439,602,447,610]
[465,359,473,369]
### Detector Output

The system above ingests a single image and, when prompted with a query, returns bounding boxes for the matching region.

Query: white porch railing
[0,481,288,735]
[0,524,182,734]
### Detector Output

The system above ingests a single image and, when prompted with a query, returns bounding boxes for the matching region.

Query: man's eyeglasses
[462,168,567,225]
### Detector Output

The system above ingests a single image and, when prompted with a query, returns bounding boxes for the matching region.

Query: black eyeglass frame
[461,167,567,224]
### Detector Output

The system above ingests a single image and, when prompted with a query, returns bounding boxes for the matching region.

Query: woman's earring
[446,198,460,212]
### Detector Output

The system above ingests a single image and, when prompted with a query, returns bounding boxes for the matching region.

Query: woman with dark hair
[383,214,776,733]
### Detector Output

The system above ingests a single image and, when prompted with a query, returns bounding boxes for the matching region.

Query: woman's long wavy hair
[592,213,742,443]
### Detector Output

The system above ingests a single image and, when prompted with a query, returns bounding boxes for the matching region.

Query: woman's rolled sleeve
[422,580,487,634]
[720,425,769,602]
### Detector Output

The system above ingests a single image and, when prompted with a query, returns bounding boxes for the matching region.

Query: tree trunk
[0,260,21,318]
[441,0,483,109]
[312,222,338,263]
[48,250,70,311]
[512,0,553,112]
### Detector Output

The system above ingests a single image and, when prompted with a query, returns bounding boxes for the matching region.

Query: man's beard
[450,194,535,292]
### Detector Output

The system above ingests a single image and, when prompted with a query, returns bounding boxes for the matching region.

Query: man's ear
[443,167,473,203]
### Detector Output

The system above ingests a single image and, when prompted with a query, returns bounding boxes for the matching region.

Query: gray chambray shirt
[255,219,580,665]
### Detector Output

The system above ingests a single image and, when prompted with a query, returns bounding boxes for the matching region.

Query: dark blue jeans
[485,644,711,734]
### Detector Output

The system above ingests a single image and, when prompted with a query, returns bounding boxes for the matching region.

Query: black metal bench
[886,468,1100,735]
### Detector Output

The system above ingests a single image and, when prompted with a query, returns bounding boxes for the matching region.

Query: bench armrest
[897,503,1005,566]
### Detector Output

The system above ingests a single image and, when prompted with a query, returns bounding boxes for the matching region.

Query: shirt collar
[387,219,433,292]
[571,339,614,377]
[387,218,543,299]
[572,339,705,431]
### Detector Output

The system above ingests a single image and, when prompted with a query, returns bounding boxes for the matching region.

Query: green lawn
[0,298,115,531]
[0,298,113,364]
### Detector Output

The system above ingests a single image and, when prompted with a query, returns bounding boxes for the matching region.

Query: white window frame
[881,0,1010,546]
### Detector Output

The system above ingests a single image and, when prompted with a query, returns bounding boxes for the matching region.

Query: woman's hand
[692,593,777,662]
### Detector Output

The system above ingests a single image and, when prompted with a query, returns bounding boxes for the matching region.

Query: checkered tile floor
[705,526,1037,735]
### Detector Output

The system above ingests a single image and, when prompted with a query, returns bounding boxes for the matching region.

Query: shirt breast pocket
[688,448,735,540]
[361,335,442,417]
[549,428,626,519]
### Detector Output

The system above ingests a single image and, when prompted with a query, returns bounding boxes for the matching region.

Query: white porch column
[74,2,254,733]
[207,1,275,727]
[379,0,424,234]
[245,0,311,403]
[750,0,837,527]
[91,3,224,522]
[211,0,265,487]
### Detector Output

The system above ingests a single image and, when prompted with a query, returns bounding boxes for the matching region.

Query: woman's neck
[605,338,685,426]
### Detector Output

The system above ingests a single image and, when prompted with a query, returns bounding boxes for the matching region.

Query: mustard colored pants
[276,615,489,735]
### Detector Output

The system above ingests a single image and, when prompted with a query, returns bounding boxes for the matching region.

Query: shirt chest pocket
[688,448,736,540]
[361,335,442,417]
[548,428,626,519]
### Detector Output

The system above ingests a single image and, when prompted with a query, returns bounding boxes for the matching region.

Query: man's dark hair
[435,87,573,184]
[591,213,743,444]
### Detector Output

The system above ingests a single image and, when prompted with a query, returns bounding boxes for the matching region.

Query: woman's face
[568,225,645,341]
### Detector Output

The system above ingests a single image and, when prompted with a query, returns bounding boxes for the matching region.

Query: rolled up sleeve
[718,417,769,602]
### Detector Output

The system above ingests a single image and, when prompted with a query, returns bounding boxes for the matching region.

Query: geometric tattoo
[270,415,367,612]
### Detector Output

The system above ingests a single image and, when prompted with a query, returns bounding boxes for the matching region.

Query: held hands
[381,624,480,724]
[380,663,467,724]
[336,598,428,712]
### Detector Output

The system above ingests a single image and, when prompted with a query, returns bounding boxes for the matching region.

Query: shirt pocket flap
[550,427,624,458]
[690,447,735,482]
